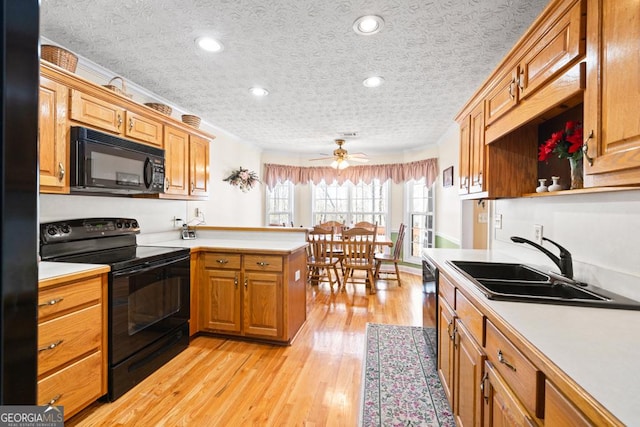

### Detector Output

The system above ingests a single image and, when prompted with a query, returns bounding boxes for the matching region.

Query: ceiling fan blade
[309,156,334,161]
[348,152,369,158]
[348,157,369,163]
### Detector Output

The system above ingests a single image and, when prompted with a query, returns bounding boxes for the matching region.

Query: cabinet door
[485,69,519,126]
[189,135,209,197]
[437,298,456,406]
[39,77,69,193]
[482,361,536,427]
[545,380,593,426]
[584,0,640,186]
[70,89,124,134]
[202,268,241,333]
[124,111,163,147]
[458,116,471,195]
[454,321,486,427]
[163,126,189,195]
[469,103,485,194]
[243,271,281,338]
[518,0,585,101]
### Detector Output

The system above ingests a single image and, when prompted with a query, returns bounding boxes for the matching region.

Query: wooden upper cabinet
[458,115,471,195]
[469,103,485,194]
[163,126,189,196]
[519,0,585,100]
[124,111,163,147]
[584,0,640,186]
[70,89,124,134]
[39,76,69,193]
[189,135,209,197]
[485,69,519,126]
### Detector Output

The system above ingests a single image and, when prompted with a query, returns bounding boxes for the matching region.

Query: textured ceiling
[40,0,549,155]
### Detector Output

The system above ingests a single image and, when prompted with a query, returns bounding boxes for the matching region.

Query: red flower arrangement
[538,121,584,162]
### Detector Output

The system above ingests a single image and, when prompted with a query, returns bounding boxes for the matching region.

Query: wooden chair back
[319,220,344,235]
[341,225,378,267]
[307,225,334,259]
[392,223,407,260]
[353,221,377,231]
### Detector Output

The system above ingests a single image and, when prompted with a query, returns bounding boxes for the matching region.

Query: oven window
[128,273,181,335]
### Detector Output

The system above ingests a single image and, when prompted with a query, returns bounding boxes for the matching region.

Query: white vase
[536,179,548,193]
[548,176,562,192]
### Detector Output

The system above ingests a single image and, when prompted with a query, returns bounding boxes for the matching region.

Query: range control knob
[46,225,58,236]
[61,225,71,234]
[131,221,139,229]
[116,222,123,228]
[124,222,130,228]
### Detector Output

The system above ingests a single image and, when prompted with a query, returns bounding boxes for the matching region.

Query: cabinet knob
[244,278,248,289]
[256,261,270,267]
[234,274,238,288]
[216,259,229,264]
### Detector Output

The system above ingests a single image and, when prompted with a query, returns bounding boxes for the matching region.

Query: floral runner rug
[359,323,455,426]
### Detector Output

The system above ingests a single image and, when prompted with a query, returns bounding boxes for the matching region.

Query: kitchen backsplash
[492,189,640,300]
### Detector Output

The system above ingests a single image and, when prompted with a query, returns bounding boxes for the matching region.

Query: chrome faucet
[510,236,574,279]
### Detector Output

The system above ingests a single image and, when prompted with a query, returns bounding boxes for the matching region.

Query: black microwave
[70,126,165,195]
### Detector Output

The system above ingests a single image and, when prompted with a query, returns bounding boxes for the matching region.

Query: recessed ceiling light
[249,87,269,97]
[196,37,224,53]
[353,15,385,35]
[363,76,384,88]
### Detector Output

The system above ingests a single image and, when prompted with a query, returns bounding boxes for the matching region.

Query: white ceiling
[40,0,549,156]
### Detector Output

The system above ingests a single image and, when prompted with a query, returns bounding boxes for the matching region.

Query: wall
[491,190,640,300]
[434,123,461,248]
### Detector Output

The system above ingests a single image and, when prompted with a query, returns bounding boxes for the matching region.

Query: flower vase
[569,156,584,190]
[548,176,562,192]
[536,179,548,193]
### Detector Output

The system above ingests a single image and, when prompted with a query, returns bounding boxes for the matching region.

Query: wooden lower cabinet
[199,248,306,344]
[544,380,593,426]
[437,298,455,405]
[482,361,537,427]
[37,272,108,420]
[454,321,486,427]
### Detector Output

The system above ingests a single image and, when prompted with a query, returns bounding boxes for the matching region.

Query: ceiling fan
[310,139,369,169]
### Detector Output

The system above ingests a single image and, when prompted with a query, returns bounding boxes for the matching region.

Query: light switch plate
[534,224,543,245]
[494,214,503,229]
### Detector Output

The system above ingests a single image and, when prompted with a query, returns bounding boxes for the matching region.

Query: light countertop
[149,238,307,253]
[39,261,110,282]
[424,248,640,425]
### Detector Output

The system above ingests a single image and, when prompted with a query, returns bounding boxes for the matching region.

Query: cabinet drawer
[439,273,456,309]
[38,351,103,420]
[455,289,484,345]
[38,304,102,376]
[243,254,283,272]
[203,253,241,269]
[38,276,102,320]
[485,320,544,418]
[545,379,593,426]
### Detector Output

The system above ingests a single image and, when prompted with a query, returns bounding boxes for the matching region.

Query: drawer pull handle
[446,320,454,340]
[129,117,134,131]
[257,261,270,267]
[117,113,123,129]
[39,340,63,352]
[39,297,64,307]
[58,162,65,181]
[582,130,595,166]
[234,274,238,288]
[47,394,62,406]
[497,350,517,371]
[216,259,229,264]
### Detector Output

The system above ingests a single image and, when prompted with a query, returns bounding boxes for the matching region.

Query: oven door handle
[111,254,190,277]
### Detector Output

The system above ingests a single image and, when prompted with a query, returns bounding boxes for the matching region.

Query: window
[312,179,388,234]
[266,181,294,226]
[405,179,434,264]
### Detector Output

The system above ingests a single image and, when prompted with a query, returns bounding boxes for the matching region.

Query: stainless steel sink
[447,260,640,310]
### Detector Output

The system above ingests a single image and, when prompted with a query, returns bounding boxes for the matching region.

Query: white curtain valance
[263,158,438,189]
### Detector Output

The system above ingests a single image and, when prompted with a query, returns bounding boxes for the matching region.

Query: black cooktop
[49,245,190,271]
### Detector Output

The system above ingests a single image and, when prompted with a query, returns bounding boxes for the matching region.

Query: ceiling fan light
[339,159,350,169]
[330,160,339,169]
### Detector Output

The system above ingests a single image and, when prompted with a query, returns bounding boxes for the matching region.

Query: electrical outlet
[195,208,201,217]
[494,214,503,229]
[534,224,543,245]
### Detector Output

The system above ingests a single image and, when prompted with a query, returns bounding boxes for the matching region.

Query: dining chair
[306,225,341,292]
[353,221,377,231]
[374,223,406,287]
[319,220,345,234]
[341,225,378,294]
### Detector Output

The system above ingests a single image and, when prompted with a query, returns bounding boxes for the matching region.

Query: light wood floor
[68,273,437,426]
